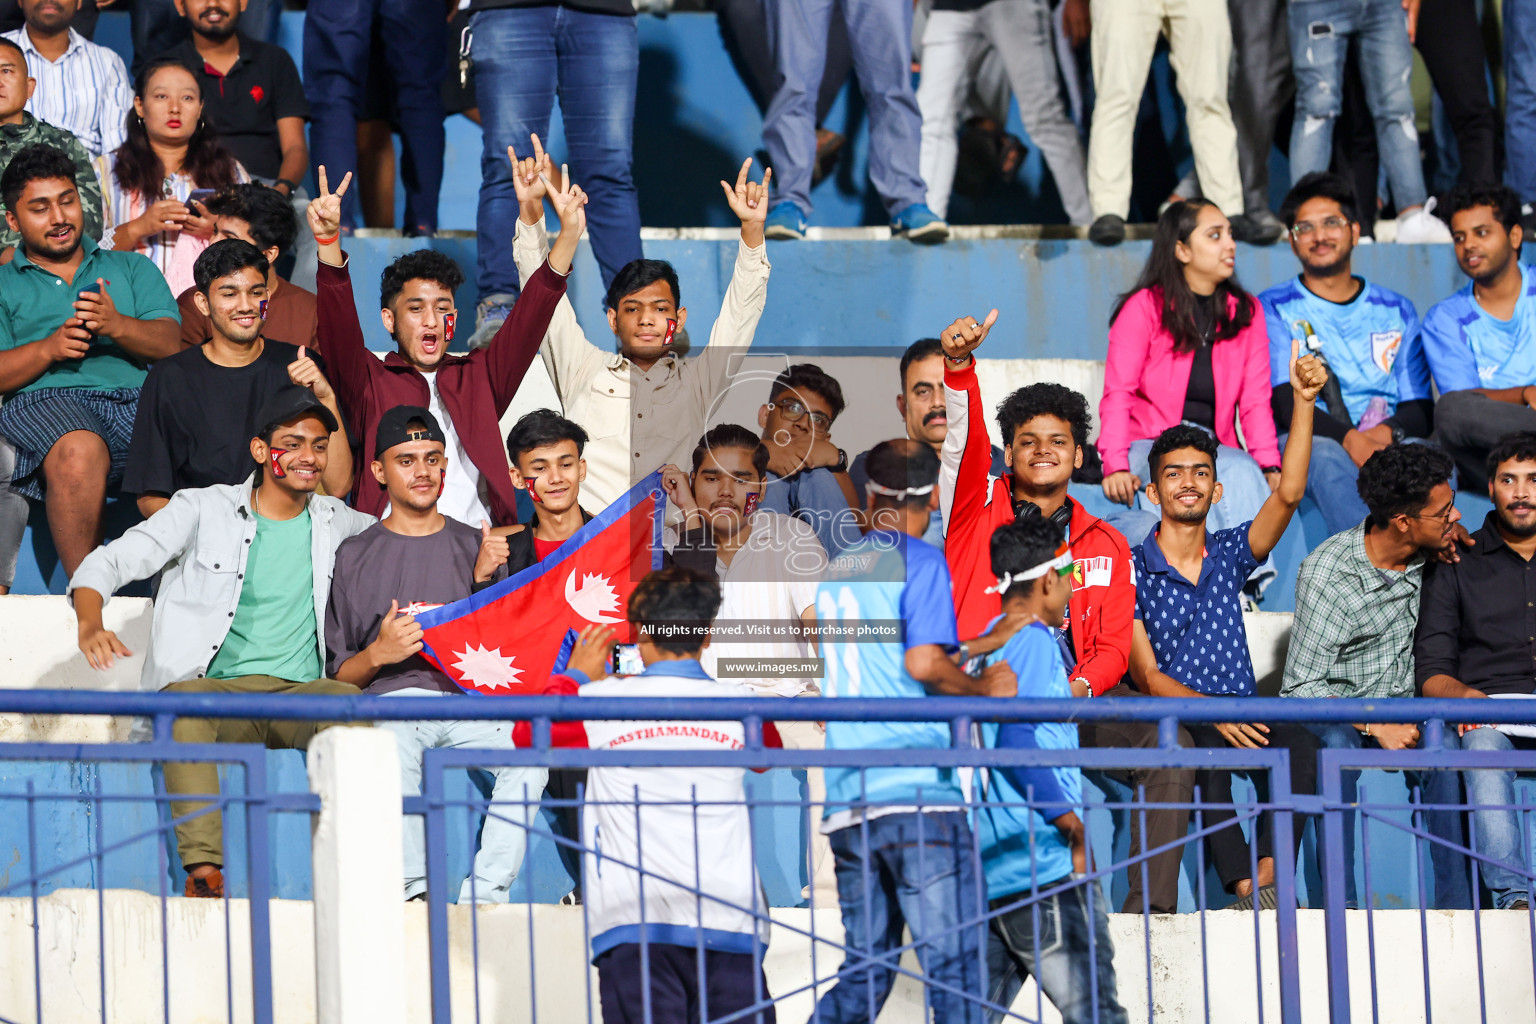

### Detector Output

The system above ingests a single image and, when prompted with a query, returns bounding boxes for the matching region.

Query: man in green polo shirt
[0,144,180,578]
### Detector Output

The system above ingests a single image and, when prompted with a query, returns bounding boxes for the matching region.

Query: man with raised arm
[509,137,771,514]
[310,160,585,525]
[1127,342,1328,910]
[70,385,374,898]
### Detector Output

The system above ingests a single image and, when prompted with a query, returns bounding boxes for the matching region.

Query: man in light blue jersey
[974,516,1127,1024]
[813,438,1016,1024]
[1422,183,1536,490]
[1262,172,1434,536]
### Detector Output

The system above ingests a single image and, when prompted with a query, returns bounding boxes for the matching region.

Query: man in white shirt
[509,142,773,514]
[661,423,835,900]
[5,0,130,158]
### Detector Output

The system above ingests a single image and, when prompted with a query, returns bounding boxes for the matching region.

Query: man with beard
[125,239,350,518]
[1422,183,1536,490]
[0,144,179,579]
[70,385,375,897]
[1262,172,1434,537]
[327,405,543,904]
[1415,432,1536,912]
[3,0,130,159]
[166,0,307,193]
[1127,343,1327,910]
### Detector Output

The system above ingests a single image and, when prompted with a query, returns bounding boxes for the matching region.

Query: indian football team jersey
[1420,262,1536,392]
[1261,276,1429,425]
[817,529,963,827]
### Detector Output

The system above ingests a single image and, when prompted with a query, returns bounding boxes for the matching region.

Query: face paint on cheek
[663,318,677,346]
[269,448,287,478]
[258,299,268,321]
[743,492,760,517]
[443,313,456,344]
[527,475,542,502]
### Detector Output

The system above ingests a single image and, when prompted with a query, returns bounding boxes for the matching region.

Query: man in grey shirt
[326,404,546,904]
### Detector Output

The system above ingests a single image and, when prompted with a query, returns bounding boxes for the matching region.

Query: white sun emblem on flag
[565,570,621,623]
[450,644,523,691]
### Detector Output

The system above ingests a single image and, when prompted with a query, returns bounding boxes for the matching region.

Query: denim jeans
[1308,721,1471,909]
[758,467,863,558]
[1125,432,1276,591]
[1286,0,1427,210]
[380,692,549,904]
[471,7,643,301]
[1457,727,1536,908]
[762,0,927,216]
[985,881,1128,1024]
[304,0,447,232]
[1278,432,1369,537]
[1507,0,1536,203]
[815,812,986,1024]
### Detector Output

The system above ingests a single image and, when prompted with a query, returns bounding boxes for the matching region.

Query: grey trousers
[916,0,1090,222]
[1434,389,1536,491]
[0,433,28,590]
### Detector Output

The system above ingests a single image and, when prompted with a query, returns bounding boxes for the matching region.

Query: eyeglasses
[1405,501,1457,523]
[773,398,832,431]
[1290,216,1352,240]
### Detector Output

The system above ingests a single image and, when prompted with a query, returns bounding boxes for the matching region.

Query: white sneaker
[1395,197,1453,244]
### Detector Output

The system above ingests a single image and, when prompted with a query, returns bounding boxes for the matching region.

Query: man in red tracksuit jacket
[308,163,586,524]
[937,309,1194,915]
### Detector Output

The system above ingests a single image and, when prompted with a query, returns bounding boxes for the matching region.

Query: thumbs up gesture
[287,344,334,402]
[474,519,512,584]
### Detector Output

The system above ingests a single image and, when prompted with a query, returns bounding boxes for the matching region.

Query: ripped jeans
[1286,0,1428,211]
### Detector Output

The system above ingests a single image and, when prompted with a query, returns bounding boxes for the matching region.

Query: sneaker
[1089,214,1126,246]
[764,201,807,240]
[891,203,949,244]
[1226,884,1279,912]
[1230,209,1286,245]
[1396,197,1453,244]
[468,293,515,350]
[184,867,225,899]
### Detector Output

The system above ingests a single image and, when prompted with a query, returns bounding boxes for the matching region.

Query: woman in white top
[96,57,249,295]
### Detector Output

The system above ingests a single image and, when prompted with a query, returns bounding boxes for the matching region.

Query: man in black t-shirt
[122,239,351,518]
[326,404,546,904]
[166,0,308,190]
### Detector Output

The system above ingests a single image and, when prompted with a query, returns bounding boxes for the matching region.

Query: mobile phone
[78,280,99,296]
[186,188,217,214]
[611,644,644,676]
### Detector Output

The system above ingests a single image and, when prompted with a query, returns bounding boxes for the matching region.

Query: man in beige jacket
[510,141,773,514]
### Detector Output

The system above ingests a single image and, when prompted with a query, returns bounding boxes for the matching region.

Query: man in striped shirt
[5,0,131,158]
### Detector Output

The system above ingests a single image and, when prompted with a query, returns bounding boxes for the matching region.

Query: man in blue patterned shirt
[1127,342,1328,911]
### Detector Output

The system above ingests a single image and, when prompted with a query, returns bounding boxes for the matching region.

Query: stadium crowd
[0,0,1523,1019]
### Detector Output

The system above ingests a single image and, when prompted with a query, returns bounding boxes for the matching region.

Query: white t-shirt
[385,371,493,528]
[698,511,827,697]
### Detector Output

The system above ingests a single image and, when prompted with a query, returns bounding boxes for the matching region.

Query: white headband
[866,480,936,498]
[985,546,1073,594]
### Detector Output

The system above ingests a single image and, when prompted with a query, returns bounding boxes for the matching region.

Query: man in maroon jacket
[309,163,588,524]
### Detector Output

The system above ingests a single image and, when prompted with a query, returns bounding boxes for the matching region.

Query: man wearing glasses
[1281,443,1471,909]
[755,362,863,556]
[1259,172,1434,539]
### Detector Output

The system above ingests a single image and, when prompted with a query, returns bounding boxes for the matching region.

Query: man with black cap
[125,238,352,519]
[326,404,543,904]
[68,383,375,898]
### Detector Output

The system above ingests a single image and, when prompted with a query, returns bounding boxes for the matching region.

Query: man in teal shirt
[0,144,180,578]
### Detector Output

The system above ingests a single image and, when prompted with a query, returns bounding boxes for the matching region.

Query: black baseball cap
[254,384,338,440]
[374,404,447,459]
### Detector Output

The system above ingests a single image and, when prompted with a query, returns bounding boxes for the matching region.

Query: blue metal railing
[4,690,1536,1024]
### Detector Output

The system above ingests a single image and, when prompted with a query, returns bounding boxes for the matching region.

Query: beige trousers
[774,716,840,906]
[1086,0,1242,218]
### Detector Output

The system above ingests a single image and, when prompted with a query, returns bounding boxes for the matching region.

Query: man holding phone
[0,144,179,579]
[327,404,541,904]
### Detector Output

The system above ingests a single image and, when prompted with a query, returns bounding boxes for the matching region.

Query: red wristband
[314,232,340,245]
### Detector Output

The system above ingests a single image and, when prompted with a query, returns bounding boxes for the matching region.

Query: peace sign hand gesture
[540,158,589,275]
[306,165,352,241]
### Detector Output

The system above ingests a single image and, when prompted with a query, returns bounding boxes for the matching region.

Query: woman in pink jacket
[1099,199,1279,553]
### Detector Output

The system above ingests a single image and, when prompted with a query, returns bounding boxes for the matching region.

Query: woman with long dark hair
[96,57,248,294]
[1098,199,1279,551]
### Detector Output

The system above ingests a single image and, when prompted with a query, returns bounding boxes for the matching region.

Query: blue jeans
[471,7,643,301]
[1279,432,1369,537]
[1458,727,1536,908]
[1287,0,1427,209]
[1507,0,1536,202]
[985,882,1128,1024]
[816,812,985,1024]
[762,0,927,216]
[1125,433,1276,591]
[1309,722,1471,909]
[303,0,446,232]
